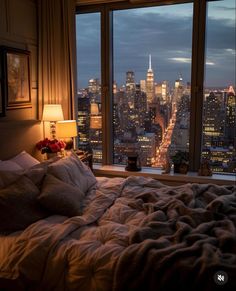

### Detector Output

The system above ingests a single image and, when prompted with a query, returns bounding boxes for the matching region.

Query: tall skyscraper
[126,71,135,91]
[126,71,136,108]
[225,85,236,145]
[140,80,146,92]
[146,54,155,105]
[203,91,224,147]
[88,78,100,94]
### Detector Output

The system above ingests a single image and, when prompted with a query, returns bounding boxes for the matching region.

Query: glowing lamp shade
[42,104,64,139]
[42,104,64,121]
[57,120,77,150]
[57,120,77,138]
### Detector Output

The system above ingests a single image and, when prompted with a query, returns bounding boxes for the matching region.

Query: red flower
[36,138,66,154]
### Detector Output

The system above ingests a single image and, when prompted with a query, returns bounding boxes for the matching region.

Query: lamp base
[50,121,57,139]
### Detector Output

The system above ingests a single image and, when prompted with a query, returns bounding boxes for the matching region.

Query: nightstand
[75,151,93,171]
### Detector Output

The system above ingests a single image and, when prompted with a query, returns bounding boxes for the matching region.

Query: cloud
[169,58,191,63]
[225,48,236,55]
[206,61,215,66]
[76,3,235,88]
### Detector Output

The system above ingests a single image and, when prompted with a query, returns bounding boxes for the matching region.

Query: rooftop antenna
[149,54,152,70]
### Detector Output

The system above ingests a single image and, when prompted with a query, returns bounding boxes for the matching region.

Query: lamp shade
[57,120,77,138]
[42,104,64,121]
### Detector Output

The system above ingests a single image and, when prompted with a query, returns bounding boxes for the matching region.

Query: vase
[46,152,58,160]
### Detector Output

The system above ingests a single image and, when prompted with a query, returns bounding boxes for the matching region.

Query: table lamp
[57,120,77,150]
[42,104,64,139]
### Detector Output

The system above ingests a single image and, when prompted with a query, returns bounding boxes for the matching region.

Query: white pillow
[48,152,97,194]
[0,160,23,171]
[10,151,40,170]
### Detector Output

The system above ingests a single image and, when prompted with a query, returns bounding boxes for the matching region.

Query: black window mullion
[189,0,207,171]
[101,7,113,165]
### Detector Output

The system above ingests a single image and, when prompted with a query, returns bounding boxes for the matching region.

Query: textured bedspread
[0,176,235,291]
[113,177,236,291]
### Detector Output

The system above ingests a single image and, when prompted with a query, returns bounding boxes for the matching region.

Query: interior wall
[0,0,43,159]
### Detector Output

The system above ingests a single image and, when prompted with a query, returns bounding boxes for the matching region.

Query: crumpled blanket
[113,176,236,291]
[0,176,235,291]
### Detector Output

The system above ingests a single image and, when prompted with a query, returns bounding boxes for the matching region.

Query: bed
[0,152,236,291]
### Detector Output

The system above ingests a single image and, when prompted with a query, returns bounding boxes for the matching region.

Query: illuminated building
[203,91,224,147]
[126,71,135,91]
[77,96,90,151]
[140,80,146,92]
[173,75,184,109]
[134,84,147,128]
[88,78,100,94]
[126,71,136,108]
[90,102,102,129]
[202,87,236,172]
[90,101,102,162]
[146,54,155,105]
[113,82,118,94]
[137,132,156,166]
[161,81,169,104]
[225,85,236,145]
[202,146,235,173]
[155,83,162,98]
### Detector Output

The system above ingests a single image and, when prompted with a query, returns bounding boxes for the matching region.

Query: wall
[0,0,42,159]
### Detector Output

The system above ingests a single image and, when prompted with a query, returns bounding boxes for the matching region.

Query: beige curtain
[38,0,76,119]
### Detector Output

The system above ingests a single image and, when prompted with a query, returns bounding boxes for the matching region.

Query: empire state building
[146,54,155,104]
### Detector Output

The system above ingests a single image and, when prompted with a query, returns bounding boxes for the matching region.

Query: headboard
[0,120,43,161]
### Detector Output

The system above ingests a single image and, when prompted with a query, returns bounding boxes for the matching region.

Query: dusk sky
[76,0,235,89]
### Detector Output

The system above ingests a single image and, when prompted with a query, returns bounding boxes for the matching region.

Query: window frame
[76,0,208,171]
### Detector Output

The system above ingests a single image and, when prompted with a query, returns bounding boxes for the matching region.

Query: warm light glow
[42,104,64,121]
[57,120,77,138]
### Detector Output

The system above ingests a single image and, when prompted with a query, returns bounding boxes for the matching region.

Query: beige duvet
[0,176,235,291]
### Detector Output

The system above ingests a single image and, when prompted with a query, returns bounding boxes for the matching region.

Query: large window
[76,13,102,163]
[113,4,193,167]
[202,0,236,173]
[76,0,236,174]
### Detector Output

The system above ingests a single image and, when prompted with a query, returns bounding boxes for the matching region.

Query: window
[76,0,235,174]
[202,0,236,173]
[76,13,102,163]
[113,4,193,167]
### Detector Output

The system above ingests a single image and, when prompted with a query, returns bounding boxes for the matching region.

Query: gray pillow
[38,174,85,217]
[0,176,47,232]
[48,152,97,194]
[0,170,23,189]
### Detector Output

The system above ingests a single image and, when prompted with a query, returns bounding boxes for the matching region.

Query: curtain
[38,0,76,119]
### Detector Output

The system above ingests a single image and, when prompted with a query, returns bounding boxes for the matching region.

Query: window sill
[94,164,236,186]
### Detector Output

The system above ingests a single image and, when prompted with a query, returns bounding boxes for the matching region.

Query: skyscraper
[225,85,236,145]
[126,71,135,91]
[126,71,136,108]
[146,54,155,105]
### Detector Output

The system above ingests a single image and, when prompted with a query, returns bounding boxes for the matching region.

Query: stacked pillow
[38,174,85,217]
[0,151,97,233]
[0,176,48,232]
[0,150,40,172]
[47,152,97,193]
[38,152,97,216]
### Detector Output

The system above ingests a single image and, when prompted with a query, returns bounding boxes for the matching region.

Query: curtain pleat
[38,0,76,120]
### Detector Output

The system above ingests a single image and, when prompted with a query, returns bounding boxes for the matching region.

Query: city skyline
[77,59,235,173]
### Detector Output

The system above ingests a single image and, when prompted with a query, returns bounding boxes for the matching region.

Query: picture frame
[0,76,5,117]
[0,46,31,110]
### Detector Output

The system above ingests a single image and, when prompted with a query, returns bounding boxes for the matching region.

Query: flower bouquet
[36,138,66,157]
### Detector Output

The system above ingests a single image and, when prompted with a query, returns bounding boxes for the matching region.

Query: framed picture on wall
[0,77,5,117]
[0,46,31,109]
